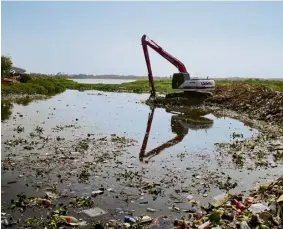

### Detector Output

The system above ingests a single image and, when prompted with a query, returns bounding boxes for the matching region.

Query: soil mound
[146,83,283,125]
[206,84,283,124]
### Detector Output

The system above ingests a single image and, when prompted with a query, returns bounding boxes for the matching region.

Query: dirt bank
[146,84,283,126]
[206,84,283,125]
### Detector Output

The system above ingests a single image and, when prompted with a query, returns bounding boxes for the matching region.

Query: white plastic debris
[210,193,229,207]
[239,221,251,229]
[186,194,194,200]
[248,203,270,214]
[82,207,107,217]
[124,223,131,228]
[91,190,104,196]
[198,221,211,229]
[146,208,156,212]
[140,216,152,223]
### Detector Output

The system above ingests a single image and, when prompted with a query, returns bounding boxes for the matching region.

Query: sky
[1,1,283,78]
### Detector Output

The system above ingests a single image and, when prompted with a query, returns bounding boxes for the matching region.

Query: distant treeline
[28,73,283,81]
[29,73,168,80]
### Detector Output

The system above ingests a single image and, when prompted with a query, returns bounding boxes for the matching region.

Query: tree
[1,55,13,77]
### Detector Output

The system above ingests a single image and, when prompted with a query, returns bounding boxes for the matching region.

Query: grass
[1,75,283,98]
[216,79,283,92]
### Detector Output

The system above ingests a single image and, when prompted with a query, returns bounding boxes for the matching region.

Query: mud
[1,89,283,229]
[146,84,283,125]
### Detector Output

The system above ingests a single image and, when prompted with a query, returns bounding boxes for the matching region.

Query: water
[70,78,136,84]
[2,90,282,225]
[1,90,257,158]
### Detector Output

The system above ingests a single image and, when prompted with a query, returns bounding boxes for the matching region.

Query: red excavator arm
[141,34,188,97]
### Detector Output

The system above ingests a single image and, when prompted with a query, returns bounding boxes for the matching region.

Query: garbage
[91,190,104,197]
[173,206,180,211]
[248,203,270,214]
[172,175,283,229]
[36,198,52,207]
[239,221,251,229]
[45,191,58,199]
[124,216,137,223]
[82,207,107,217]
[139,201,148,205]
[2,219,9,226]
[244,196,255,205]
[209,209,223,223]
[277,194,283,203]
[210,193,229,207]
[186,194,194,200]
[146,208,156,212]
[198,221,211,229]
[231,199,246,211]
[124,222,131,228]
[140,215,152,224]
[60,216,87,226]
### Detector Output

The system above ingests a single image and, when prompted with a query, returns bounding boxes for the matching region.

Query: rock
[82,207,107,217]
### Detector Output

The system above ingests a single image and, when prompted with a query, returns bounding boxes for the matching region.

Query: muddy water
[1,90,282,227]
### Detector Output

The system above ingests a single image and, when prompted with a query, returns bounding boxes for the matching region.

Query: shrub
[19,74,32,83]
[1,56,13,77]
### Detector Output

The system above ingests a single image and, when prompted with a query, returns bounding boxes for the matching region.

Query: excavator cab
[172,72,191,89]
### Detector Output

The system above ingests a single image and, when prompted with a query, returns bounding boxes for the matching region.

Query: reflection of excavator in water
[141,35,215,98]
[139,107,214,162]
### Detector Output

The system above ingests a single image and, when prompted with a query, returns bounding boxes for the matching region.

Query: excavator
[141,34,215,98]
[139,107,214,162]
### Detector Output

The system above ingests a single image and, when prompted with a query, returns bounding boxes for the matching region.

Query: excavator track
[165,91,213,99]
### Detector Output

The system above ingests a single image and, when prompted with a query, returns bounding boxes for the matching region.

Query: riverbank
[2,76,283,97]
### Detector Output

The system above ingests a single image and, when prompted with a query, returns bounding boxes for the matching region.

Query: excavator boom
[141,35,188,97]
